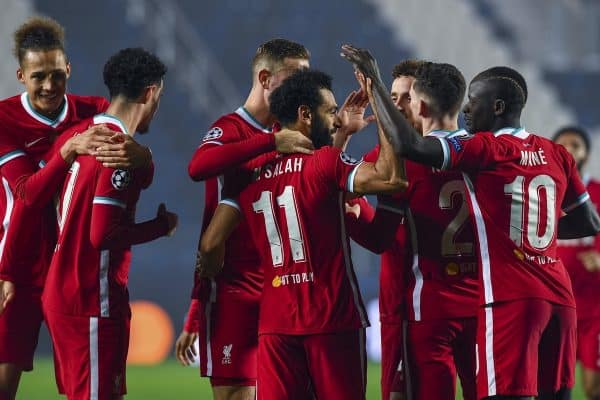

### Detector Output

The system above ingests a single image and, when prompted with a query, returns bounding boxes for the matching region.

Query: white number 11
[252,185,306,267]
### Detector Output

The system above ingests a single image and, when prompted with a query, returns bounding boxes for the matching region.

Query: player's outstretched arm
[90,202,177,250]
[196,203,242,279]
[188,130,313,182]
[341,45,444,168]
[558,200,600,239]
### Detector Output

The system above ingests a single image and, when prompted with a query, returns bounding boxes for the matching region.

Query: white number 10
[252,185,306,267]
[504,174,556,250]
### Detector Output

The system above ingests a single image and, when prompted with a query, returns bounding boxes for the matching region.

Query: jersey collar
[494,127,530,139]
[426,129,468,138]
[235,107,273,133]
[20,92,69,128]
[93,113,129,135]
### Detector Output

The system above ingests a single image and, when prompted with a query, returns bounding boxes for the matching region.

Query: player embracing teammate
[343,45,600,399]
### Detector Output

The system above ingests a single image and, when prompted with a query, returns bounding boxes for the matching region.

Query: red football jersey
[357,148,408,324]
[401,131,479,320]
[556,176,600,318]
[437,127,588,307]
[224,146,369,334]
[191,107,278,304]
[0,93,109,287]
[43,114,153,317]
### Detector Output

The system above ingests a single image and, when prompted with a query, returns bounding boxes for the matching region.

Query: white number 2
[252,185,306,267]
[504,174,556,250]
[439,180,473,256]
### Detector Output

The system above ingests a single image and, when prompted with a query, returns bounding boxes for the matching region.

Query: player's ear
[258,68,271,90]
[298,105,311,125]
[141,85,156,104]
[418,99,429,118]
[493,99,506,116]
[65,62,71,79]
[16,68,25,84]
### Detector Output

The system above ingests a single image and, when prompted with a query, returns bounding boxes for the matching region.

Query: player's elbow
[387,177,409,192]
[90,232,107,250]
[187,162,206,182]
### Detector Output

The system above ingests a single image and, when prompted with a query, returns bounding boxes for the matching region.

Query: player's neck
[490,116,521,132]
[243,87,276,128]
[421,116,458,136]
[104,101,142,136]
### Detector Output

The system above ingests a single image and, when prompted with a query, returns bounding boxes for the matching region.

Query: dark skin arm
[340,44,444,168]
[558,200,600,239]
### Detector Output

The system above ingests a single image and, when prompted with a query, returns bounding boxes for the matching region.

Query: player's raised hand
[94,133,153,169]
[0,280,15,315]
[338,89,375,134]
[340,44,382,83]
[157,203,178,236]
[577,250,600,272]
[274,129,314,155]
[175,330,199,366]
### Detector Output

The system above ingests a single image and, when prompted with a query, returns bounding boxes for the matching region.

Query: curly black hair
[103,48,167,100]
[392,59,426,79]
[553,125,591,153]
[13,16,65,64]
[472,66,528,113]
[269,69,332,126]
[413,62,466,117]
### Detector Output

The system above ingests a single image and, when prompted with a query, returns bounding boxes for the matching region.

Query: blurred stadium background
[1,0,599,398]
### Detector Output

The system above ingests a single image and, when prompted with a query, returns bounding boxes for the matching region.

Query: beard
[310,114,333,149]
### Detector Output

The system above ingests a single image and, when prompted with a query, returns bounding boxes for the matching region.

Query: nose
[394,98,403,110]
[41,76,54,92]
[334,115,342,129]
[462,102,470,115]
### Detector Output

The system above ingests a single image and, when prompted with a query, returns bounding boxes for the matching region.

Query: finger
[364,115,376,124]
[292,146,314,155]
[101,162,132,169]
[4,292,14,306]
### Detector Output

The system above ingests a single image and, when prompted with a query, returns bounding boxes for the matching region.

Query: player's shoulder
[586,177,600,193]
[67,94,110,115]
[313,145,361,165]
[55,117,95,148]
[0,94,23,118]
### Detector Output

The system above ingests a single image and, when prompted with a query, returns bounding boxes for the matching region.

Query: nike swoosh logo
[24,137,46,148]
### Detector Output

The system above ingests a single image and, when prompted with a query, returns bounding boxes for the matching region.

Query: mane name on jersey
[261,157,303,179]
[520,148,548,167]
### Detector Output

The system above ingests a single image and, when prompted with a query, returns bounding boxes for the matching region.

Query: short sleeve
[219,170,253,210]
[0,130,25,167]
[363,145,379,163]
[313,147,362,192]
[560,148,590,213]
[436,132,497,171]
[198,117,242,148]
[93,166,134,211]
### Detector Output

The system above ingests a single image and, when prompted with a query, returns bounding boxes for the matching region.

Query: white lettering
[520,149,548,167]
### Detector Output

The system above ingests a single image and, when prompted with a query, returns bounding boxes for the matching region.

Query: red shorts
[45,311,129,400]
[477,299,576,398]
[0,286,43,371]
[258,330,366,400]
[404,317,476,400]
[380,322,405,399]
[198,294,258,384]
[577,317,600,371]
